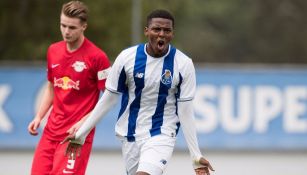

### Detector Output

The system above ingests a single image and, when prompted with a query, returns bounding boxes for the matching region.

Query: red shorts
[31,134,93,175]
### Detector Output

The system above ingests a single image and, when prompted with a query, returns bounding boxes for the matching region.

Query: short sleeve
[177,59,196,102]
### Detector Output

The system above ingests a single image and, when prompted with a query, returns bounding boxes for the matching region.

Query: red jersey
[44,38,110,142]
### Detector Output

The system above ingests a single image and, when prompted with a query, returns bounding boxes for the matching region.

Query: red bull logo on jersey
[161,69,172,85]
[54,76,80,90]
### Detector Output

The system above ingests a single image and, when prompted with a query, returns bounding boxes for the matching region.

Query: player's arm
[28,81,54,136]
[66,53,112,137]
[62,89,119,159]
[66,90,106,136]
[178,101,215,175]
[62,89,119,144]
[66,111,91,137]
[177,58,214,174]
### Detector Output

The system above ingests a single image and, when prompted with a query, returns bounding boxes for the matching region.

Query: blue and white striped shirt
[106,43,196,142]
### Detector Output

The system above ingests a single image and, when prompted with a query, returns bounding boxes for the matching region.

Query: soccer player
[63,9,214,175]
[27,1,111,174]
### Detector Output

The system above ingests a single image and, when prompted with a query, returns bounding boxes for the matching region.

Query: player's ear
[171,31,174,39]
[144,27,149,37]
[82,23,87,31]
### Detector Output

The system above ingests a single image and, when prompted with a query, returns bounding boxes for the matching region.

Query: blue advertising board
[0,66,306,150]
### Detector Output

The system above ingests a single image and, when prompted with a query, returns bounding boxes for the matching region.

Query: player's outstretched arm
[177,101,215,175]
[61,89,119,156]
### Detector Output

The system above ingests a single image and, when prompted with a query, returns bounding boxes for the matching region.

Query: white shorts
[121,134,176,175]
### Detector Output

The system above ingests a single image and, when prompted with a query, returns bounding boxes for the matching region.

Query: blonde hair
[61,1,88,23]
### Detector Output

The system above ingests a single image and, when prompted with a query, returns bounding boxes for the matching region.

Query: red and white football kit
[31,38,110,175]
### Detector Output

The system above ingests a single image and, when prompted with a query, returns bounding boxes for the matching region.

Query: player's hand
[61,133,81,160]
[28,118,41,136]
[64,141,82,160]
[61,132,84,160]
[61,132,76,145]
[194,157,215,175]
[66,119,84,136]
[62,118,85,144]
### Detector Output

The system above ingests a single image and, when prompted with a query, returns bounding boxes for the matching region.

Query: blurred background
[0,0,306,174]
[1,0,307,64]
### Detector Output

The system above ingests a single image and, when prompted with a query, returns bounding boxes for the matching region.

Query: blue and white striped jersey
[106,43,196,142]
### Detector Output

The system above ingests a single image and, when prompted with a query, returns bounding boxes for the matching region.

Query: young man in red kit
[27,1,111,174]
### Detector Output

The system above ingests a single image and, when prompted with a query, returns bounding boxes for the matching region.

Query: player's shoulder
[115,44,139,62]
[173,47,194,68]
[119,44,139,56]
[174,48,191,61]
[84,38,106,54]
[83,38,109,60]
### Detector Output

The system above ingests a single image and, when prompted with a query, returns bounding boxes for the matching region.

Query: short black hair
[146,9,175,28]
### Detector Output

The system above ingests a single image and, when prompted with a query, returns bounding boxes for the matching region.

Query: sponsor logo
[135,72,144,79]
[72,61,87,72]
[160,159,167,165]
[54,76,80,90]
[161,69,172,85]
[51,64,60,68]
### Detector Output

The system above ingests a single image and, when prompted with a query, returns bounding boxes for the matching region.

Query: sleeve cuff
[192,155,205,169]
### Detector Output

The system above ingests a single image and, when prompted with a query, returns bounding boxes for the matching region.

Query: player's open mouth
[157,40,165,49]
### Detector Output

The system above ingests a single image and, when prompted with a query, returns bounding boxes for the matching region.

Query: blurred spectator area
[1,0,307,64]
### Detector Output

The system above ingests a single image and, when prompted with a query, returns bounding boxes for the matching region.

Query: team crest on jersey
[72,61,87,72]
[161,69,172,85]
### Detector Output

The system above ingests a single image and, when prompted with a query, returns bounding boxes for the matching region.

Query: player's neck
[66,35,85,53]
